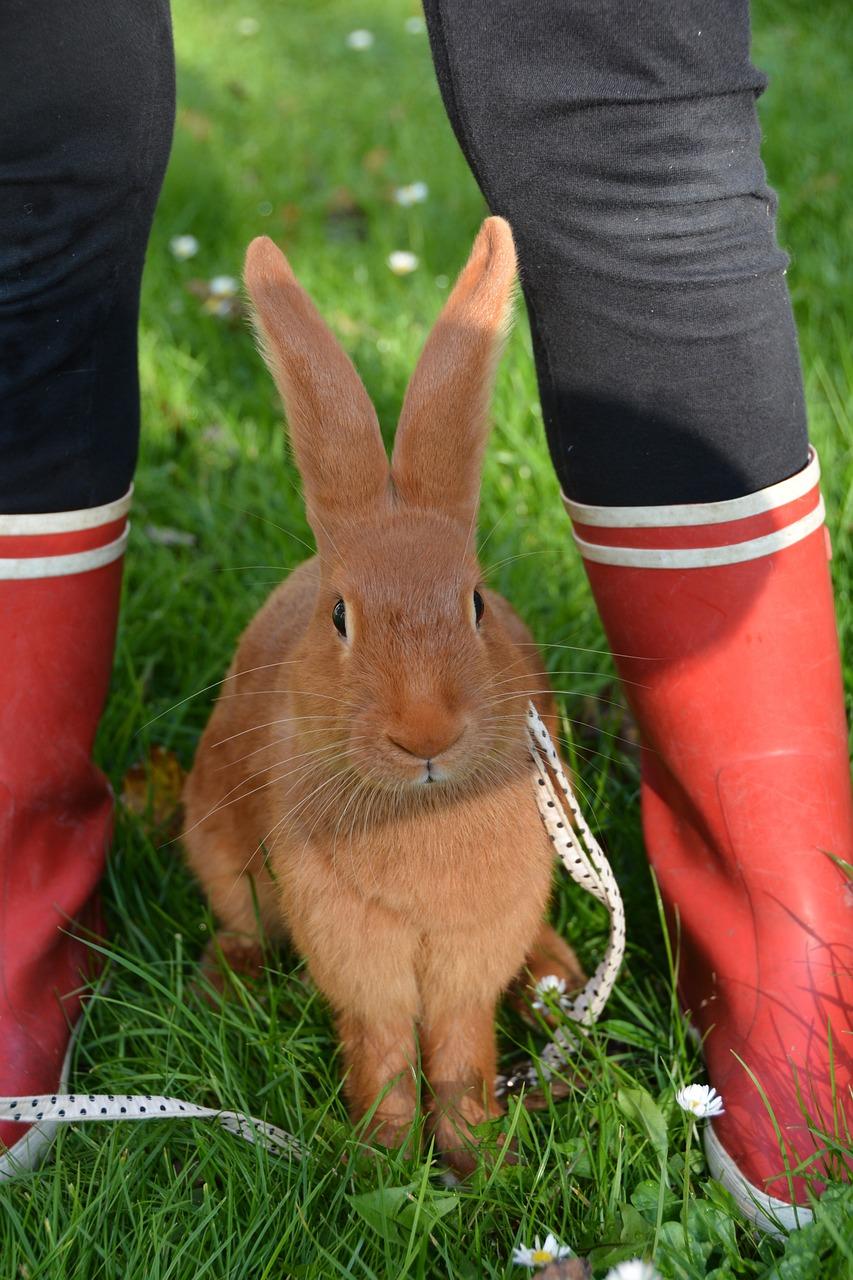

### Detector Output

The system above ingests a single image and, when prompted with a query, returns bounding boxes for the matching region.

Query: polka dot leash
[497,701,626,1095]
[0,1091,302,1159]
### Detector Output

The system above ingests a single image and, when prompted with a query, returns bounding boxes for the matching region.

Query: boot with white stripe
[564,449,852,1234]
[0,490,130,1178]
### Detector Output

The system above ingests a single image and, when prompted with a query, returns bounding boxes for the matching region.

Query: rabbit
[182,217,585,1173]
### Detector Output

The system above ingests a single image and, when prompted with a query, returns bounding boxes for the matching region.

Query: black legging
[0,0,174,515]
[0,1,808,513]
[423,0,809,505]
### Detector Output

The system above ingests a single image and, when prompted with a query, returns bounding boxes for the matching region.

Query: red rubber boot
[0,490,130,1178]
[563,449,852,1233]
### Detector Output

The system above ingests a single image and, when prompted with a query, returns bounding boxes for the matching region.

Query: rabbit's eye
[332,599,347,637]
[473,590,485,626]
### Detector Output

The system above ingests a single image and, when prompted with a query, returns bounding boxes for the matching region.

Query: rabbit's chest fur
[271,762,556,932]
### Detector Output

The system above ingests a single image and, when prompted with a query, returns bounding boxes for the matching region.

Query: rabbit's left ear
[390,217,517,527]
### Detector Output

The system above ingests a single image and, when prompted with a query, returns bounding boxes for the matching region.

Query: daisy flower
[512,1233,572,1269]
[604,1261,662,1280]
[387,250,419,275]
[676,1083,724,1119]
[208,275,239,298]
[346,29,374,50]
[235,17,259,36]
[169,234,199,261]
[405,16,426,34]
[199,276,240,318]
[393,181,429,207]
[532,973,567,1010]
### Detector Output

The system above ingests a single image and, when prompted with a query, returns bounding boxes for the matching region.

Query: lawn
[2,1,851,1276]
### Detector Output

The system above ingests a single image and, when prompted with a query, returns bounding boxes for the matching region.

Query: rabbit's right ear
[244,237,390,548]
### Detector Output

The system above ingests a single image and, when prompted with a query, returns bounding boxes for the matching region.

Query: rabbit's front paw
[430,1089,512,1176]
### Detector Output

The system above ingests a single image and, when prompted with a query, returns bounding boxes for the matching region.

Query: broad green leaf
[554,1137,594,1179]
[347,1184,415,1241]
[397,1193,459,1229]
[619,1203,653,1246]
[616,1086,669,1164]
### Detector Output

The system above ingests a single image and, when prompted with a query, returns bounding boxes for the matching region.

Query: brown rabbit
[183,217,584,1172]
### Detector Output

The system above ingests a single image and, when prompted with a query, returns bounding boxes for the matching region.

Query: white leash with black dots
[497,702,626,1096]
[0,702,624,1157]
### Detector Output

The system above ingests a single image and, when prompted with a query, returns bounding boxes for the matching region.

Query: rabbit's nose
[387,706,467,761]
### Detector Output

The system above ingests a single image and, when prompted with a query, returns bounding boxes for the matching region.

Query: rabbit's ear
[390,217,517,526]
[244,237,390,545]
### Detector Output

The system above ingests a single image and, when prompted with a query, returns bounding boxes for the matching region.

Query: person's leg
[424,0,807,505]
[424,0,852,1229]
[0,0,174,1175]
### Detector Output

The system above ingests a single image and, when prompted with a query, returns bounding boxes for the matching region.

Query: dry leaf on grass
[144,525,197,548]
[177,107,213,141]
[279,202,302,230]
[362,146,390,173]
[325,186,368,242]
[121,746,186,838]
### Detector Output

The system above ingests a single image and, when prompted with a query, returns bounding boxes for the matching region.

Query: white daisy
[346,29,374,50]
[532,973,567,1010]
[394,181,429,206]
[387,250,419,275]
[512,1233,572,1269]
[676,1083,725,1119]
[208,275,239,298]
[203,297,237,318]
[404,16,426,34]
[235,17,259,36]
[605,1261,662,1280]
[169,234,199,260]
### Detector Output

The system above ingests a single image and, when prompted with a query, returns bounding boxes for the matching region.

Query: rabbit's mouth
[379,726,469,788]
[378,752,459,789]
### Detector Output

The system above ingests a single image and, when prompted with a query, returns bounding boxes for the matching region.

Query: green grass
[2,0,851,1276]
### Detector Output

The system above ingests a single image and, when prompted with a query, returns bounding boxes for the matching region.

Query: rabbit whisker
[214,734,361,806]
[245,765,360,890]
[214,723,349,771]
[292,768,370,895]
[333,767,381,892]
[217,689,360,713]
[136,658,307,733]
[210,713,343,750]
[475,505,512,558]
[217,563,299,572]
[475,726,608,815]
[478,709,643,754]
[481,546,561,577]
[218,499,316,557]
[179,736,373,844]
[461,499,479,563]
[483,681,648,708]
[486,670,646,692]
[513,639,658,662]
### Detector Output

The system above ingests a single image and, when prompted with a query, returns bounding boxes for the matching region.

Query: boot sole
[704,1120,814,1237]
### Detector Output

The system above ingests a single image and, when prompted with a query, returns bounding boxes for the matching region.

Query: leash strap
[1,701,623,1149]
[0,1089,301,1158]
[497,702,626,1094]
